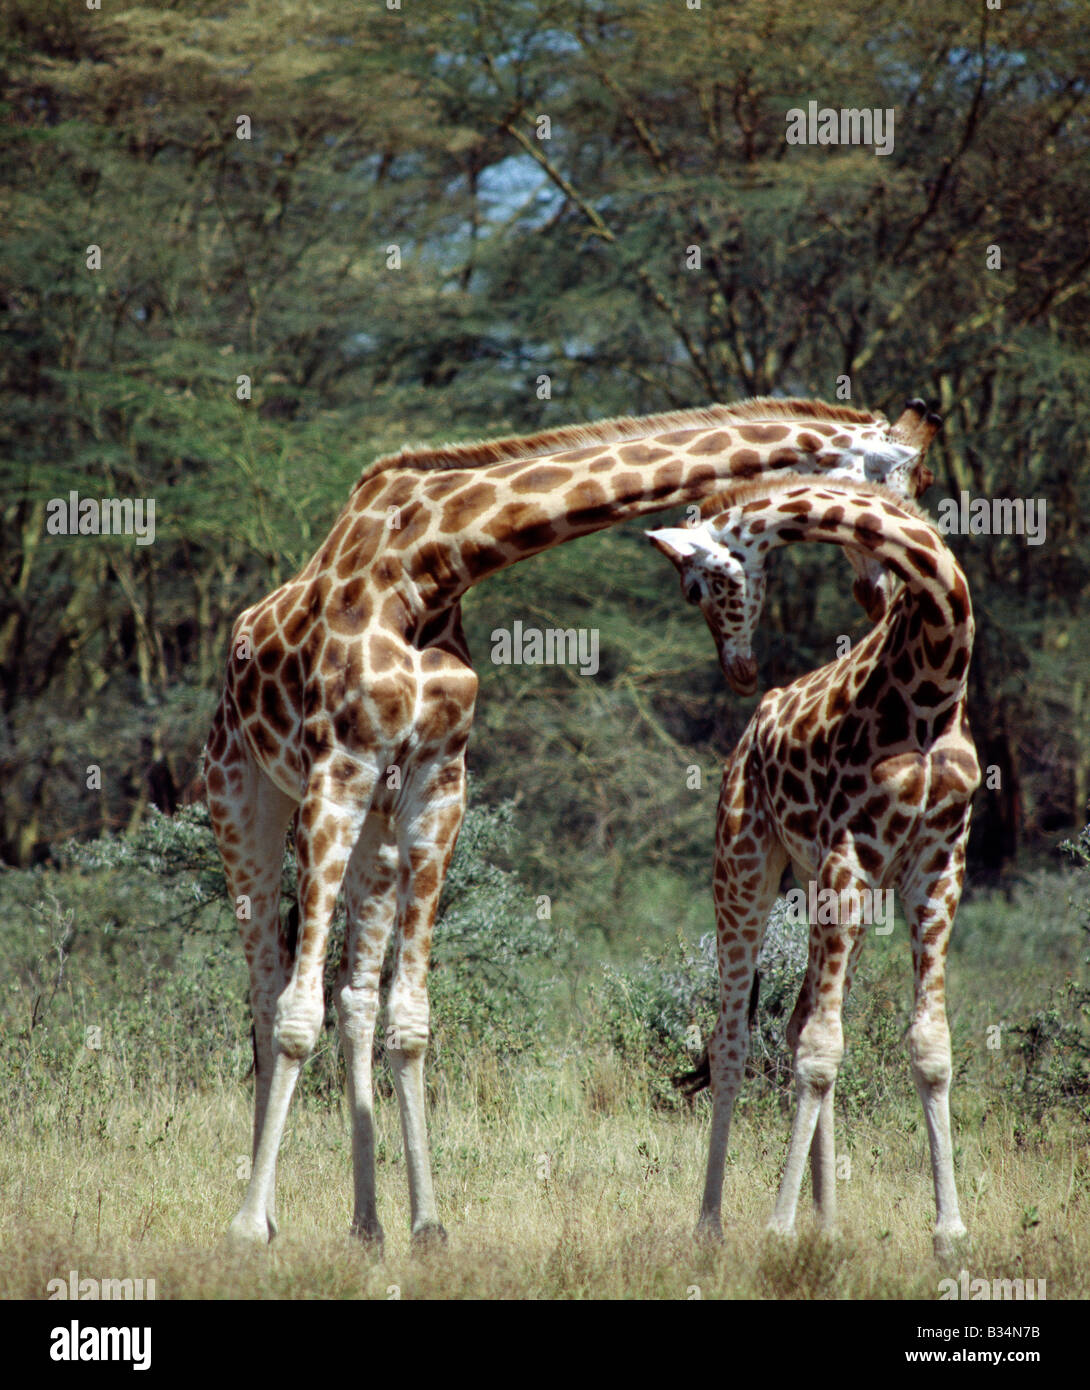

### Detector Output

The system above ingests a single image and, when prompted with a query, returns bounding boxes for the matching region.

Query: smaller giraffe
[648,472,979,1257]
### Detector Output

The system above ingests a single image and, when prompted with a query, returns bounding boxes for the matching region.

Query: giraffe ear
[646,527,699,566]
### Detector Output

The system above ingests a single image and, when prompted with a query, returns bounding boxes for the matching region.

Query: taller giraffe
[205,397,938,1247]
[648,471,978,1257]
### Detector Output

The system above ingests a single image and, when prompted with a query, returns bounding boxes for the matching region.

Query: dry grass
[1,1055,1085,1300]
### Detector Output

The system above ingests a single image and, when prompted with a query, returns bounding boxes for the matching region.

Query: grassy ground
[1,1052,1085,1300]
[2,839,1087,1300]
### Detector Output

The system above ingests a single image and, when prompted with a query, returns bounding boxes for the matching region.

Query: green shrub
[1005,825,1090,1119]
[428,798,570,1076]
[0,795,565,1113]
[592,899,938,1120]
[593,899,812,1109]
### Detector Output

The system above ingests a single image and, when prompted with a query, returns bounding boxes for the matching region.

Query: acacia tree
[367,0,1090,870]
[1,0,1087,896]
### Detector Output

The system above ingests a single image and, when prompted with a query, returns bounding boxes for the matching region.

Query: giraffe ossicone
[204,395,941,1248]
[648,470,977,1258]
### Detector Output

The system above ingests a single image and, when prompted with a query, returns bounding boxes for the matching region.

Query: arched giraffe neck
[726,478,974,692]
[343,412,925,611]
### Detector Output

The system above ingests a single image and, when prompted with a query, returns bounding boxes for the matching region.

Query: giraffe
[204,397,940,1249]
[647,469,979,1258]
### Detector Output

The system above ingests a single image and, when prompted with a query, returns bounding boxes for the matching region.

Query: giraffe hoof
[351,1220,385,1255]
[411,1222,448,1253]
[765,1218,798,1242]
[226,1213,274,1247]
[933,1223,969,1262]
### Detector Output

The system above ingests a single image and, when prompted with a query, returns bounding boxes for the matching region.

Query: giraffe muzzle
[721,650,758,696]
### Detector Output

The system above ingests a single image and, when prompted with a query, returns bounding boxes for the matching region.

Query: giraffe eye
[684,580,702,605]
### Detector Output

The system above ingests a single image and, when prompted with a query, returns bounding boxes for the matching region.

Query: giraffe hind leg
[229,766,377,1244]
[808,920,867,1230]
[770,856,868,1240]
[785,904,867,1235]
[901,841,970,1259]
[205,699,296,1243]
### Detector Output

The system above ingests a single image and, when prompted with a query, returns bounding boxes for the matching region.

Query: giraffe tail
[283,899,300,959]
[247,900,300,1080]
[672,1050,710,1096]
[671,971,762,1096]
[748,968,760,1030]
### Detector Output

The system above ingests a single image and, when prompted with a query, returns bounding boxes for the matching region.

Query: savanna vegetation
[1,0,1088,1300]
[1,808,1088,1297]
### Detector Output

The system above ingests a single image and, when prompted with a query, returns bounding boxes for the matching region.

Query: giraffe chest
[308,631,477,767]
[228,596,478,793]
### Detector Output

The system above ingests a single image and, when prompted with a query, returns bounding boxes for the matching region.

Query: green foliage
[1060,824,1090,874]
[595,933,717,1106]
[58,802,231,935]
[1010,980,1090,1121]
[1006,826,1090,1119]
[431,798,569,1064]
[594,900,816,1109]
[2,0,1089,897]
[0,873,253,1139]
[591,898,932,1119]
[0,796,565,1115]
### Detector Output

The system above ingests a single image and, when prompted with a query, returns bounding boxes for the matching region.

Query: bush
[593,899,811,1109]
[0,795,566,1113]
[592,898,940,1120]
[1006,825,1090,1119]
[428,798,570,1075]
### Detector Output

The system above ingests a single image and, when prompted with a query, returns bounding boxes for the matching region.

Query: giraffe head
[649,463,946,697]
[647,520,766,695]
[679,397,940,629]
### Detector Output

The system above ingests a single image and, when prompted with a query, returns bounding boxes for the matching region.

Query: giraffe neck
[344,415,919,613]
[726,478,974,690]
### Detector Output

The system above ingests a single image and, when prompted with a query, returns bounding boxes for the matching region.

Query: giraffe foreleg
[385,754,467,1246]
[701,761,786,1240]
[336,810,400,1250]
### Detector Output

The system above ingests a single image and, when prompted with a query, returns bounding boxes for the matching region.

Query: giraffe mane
[358,397,886,481]
[707,397,881,425]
